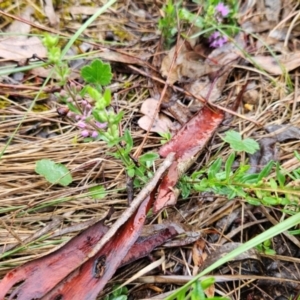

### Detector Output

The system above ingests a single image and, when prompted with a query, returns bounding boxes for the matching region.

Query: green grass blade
[166,211,300,299]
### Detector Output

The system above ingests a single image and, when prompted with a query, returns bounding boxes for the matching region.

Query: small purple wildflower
[209,31,228,48]
[67,99,107,139]
[215,3,230,17]
[208,31,220,43]
[77,120,86,128]
[81,129,90,137]
[91,131,98,138]
[96,121,107,129]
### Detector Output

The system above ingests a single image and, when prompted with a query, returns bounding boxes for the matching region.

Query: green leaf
[103,89,111,106]
[257,161,274,181]
[112,111,124,125]
[191,281,205,300]
[262,196,279,206]
[276,163,285,187]
[35,159,72,186]
[207,158,222,180]
[225,152,235,180]
[238,173,259,184]
[88,185,107,199]
[200,277,215,290]
[139,152,159,164]
[245,196,261,206]
[265,248,276,255]
[179,181,191,199]
[134,165,145,176]
[269,178,277,190]
[85,86,101,101]
[123,130,133,152]
[81,59,112,86]
[109,296,127,300]
[127,167,135,178]
[223,130,259,154]
[294,151,300,161]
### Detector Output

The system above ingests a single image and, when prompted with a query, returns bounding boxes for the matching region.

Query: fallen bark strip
[154,107,224,212]
[85,152,175,260]
[0,153,175,299]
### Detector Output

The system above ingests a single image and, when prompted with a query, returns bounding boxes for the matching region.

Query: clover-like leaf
[35,159,72,186]
[223,130,259,154]
[81,59,112,86]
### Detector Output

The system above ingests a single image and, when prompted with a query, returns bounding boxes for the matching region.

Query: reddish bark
[154,106,224,212]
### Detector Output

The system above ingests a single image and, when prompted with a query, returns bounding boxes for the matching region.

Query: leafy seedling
[35,159,72,186]
[256,239,276,255]
[158,131,172,144]
[222,130,259,154]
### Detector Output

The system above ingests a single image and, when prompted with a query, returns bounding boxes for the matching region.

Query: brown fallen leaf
[153,106,224,212]
[0,196,177,299]
[265,124,300,142]
[69,6,99,15]
[0,6,47,61]
[160,41,212,84]
[138,98,173,133]
[249,52,300,75]
[157,227,202,248]
[248,137,279,173]
[199,242,262,273]
[0,37,47,61]
[185,33,246,111]
[265,0,281,22]
[96,49,148,66]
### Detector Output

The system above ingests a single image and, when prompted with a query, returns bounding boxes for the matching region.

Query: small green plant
[158,0,239,49]
[104,284,128,300]
[158,0,181,49]
[256,239,276,255]
[41,35,158,188]
[167,211,300,300]
[158,131,172,144]
[42,34,70,86]
[179,132,300,207]
[171,277,228,300]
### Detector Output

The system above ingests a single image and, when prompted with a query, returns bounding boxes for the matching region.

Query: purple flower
[81,129,90,137]
[209,31,228,48]
[77,120,86,128]
[91,131,98,138]
[95,122,107,129]
[215,3,230,17]
[209,31,220,43]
